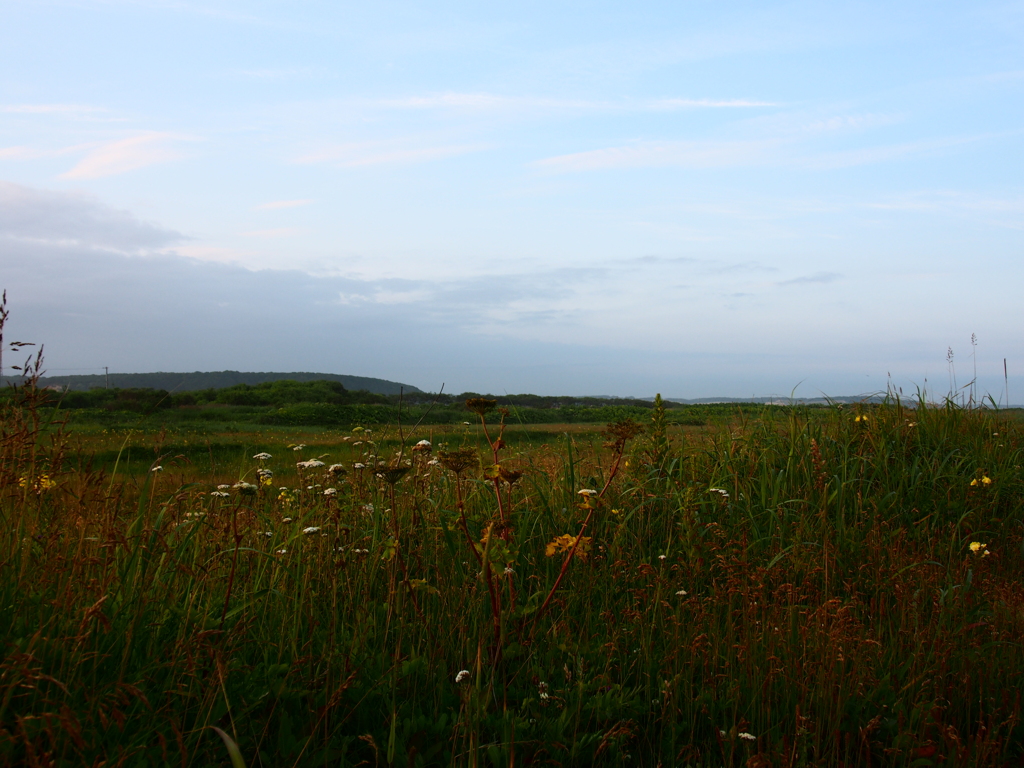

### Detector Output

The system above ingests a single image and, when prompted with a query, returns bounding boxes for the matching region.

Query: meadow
[2,378,1023,767]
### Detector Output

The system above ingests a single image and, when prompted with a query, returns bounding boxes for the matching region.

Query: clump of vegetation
[2,317,1023,765]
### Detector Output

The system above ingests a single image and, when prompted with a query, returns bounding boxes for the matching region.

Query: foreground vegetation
[2,374,1023,766]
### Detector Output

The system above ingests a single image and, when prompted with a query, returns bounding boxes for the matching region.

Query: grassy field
[2,384,1023,767]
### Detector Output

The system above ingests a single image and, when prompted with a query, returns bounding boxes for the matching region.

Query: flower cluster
[18,474,57,494]
[545,534,592,558]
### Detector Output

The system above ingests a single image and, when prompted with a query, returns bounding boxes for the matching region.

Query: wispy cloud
[0,103,105,115]
[0,144,92,161]
[535,139,779,172]
[239,228,303,238]
[255,199,313,210]
[797,135,990,170]
[60,132,199,179]
[229,66,324,80]
[803,113,903,133]
[294,141,487,168]
[777,272,842,286]
[647,98,778,109]
[376,92,777,113]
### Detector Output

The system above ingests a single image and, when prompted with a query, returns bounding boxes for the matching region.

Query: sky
[1,0,1022,399]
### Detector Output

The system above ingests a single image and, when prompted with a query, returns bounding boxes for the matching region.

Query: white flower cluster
[297,459,325,469]
[253,452,272,460]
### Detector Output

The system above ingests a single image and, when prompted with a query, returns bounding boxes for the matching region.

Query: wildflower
[282,517,293,523]
[503,567,515,576]
[211,491,230,498]
[233,481,257,496]
[658,554,667,561]
[709,488,729,498]
[302,526,321,534]
[577,488,598,497]
[328,463,347,475]
[151,465,163,472]
[217,484,231,490]
[854,414,868,423]
[970,476,992,487]
[323,487,338,496]
[276,549,287,554]
[427,458,439,466]
[253,452,272,460]
[290,444,307,451]
[353,462,366,470]
[738,732,756,741]
[412,439,432,452]
[675,589,688,596]
[298,459,325,469]
[455,670,470,684]
[545,534,592,558]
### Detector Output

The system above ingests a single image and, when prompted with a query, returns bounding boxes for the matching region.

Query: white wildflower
[298,459,325,469]
[709,488,729,498]
[211,491,230,498]
[323,487,338,496]
[253,452,272,460]
[577,488,598,497]
[302,526,321,534]
[738,732,756,741]
[353,463,366,470]
[455,670,470,684]
[151,465,163,472]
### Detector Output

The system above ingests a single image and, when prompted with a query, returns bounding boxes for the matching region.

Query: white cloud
[0,103,105,115]
[375,92,777,113]
[60,132,198,179]
[294,141,487,168]
[239,228,303,238]
[534,139,780,172]
[255,199,313,210]
[647,98,778,109]
[0,143,93,161]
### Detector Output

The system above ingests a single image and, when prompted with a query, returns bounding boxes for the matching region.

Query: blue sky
[1,1,1022,399]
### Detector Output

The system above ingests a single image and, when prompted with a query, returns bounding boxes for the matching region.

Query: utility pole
[105,366,110,389]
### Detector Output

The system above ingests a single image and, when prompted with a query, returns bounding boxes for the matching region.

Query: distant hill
[6,371,422,396]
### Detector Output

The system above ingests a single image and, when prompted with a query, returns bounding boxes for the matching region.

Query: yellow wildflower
[545,534,592,558]
[969,541,986,553]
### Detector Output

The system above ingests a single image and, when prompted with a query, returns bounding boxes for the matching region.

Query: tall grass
[1,380,1022,766]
